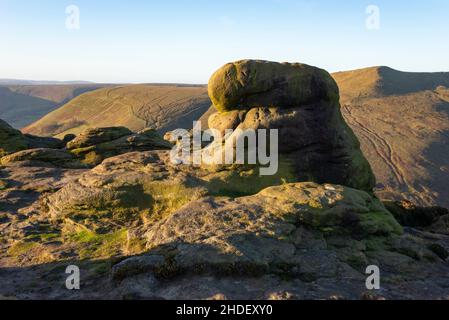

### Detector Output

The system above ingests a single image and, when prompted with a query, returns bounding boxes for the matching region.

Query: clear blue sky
[1,0,448,83]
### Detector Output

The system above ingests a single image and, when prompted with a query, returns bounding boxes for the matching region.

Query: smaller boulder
[68,127,172,166]
[67,127,133,150]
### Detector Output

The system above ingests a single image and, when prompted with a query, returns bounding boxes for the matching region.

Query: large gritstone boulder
[205,60,375,192]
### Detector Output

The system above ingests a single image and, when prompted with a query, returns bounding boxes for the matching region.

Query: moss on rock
[208,60,339,113]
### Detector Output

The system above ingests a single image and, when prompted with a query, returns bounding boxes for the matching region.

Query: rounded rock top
[208,60,340,113]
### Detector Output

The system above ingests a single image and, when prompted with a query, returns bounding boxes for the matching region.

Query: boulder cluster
[0,124,171,168]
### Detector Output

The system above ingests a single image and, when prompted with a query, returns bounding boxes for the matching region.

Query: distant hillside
[0,87,58,129]
[333,67,449,208]
[0,84,108,128]
[0,79,93,85]
[23,84,211,138]
[7,84,108,104]
[333,66,449,103]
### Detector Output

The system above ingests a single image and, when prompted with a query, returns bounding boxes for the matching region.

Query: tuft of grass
[7,241,38,257]
[24,233,60,242]
[67,229,128,259]
[364,236,390,252]
[141,181,200,224]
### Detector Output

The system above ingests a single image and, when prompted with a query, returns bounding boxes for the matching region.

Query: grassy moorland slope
[23,84,211,137]
[334,67,449,208]
[333,66,449,103]
[8,84,107,104]
[0,87,56,129]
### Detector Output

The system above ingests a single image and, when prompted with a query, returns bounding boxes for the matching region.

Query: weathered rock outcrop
[205,60,375,192]
[67,127,173,166]
[1,149,448,300]
[0,119,63,157]
[0,148,85,169]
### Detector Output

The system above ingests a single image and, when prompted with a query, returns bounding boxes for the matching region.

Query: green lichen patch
[7,241,39,257]
[24,233,60,243]
[67,229,128,260]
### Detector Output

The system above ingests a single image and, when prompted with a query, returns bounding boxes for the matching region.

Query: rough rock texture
[0,148,85,169]
[143,182,403,279]
[208,60,339,112]
[0,151,448,299]
[43,149,303,235]
[205,60,375,192]
[0,119,63,157]
[66,127,133,150]
[68,127,172,166]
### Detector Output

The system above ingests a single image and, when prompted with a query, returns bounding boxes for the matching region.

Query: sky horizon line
[2,0,448,83]
[2,64,449,85]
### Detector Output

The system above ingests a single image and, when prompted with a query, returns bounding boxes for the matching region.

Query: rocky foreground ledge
[0,150,448,300]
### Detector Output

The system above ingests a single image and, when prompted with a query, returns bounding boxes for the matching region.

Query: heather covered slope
[23,85,211,138]
[333,66,449,103]
[0,84,107,128]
